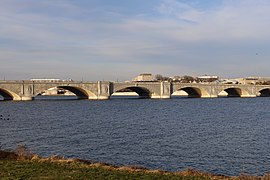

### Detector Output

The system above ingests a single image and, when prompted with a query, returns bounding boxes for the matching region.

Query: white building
[239,77,270,85]
[132,73,154,82]
[197,75,219,82]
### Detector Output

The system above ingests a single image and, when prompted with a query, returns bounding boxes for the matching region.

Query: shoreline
[1,147,270,179]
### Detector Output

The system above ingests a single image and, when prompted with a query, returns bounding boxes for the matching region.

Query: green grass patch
[2,147,268,180]
[0,159,209,180]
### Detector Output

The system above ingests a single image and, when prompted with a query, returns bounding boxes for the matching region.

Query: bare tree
[181,75,196,83]
[155,74,164,81]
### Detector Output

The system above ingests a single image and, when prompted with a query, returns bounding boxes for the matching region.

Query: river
[1,97,270,176]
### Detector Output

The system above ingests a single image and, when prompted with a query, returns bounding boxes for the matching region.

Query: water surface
[1,98,270,176]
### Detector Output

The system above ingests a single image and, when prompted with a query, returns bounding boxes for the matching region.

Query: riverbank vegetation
[0,146,269,180]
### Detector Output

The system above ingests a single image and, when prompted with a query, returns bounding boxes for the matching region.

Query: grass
[0,146,269,180]
[0,159,211,180]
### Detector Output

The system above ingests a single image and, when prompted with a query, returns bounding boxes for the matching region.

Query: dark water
[1,97,270,176]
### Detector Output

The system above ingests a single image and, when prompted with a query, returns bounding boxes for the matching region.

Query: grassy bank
[0,159,211,180]
[0,146,269,180]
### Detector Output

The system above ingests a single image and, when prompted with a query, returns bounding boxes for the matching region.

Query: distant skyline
[1,0,270,81]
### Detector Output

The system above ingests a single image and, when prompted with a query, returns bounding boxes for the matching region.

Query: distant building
[197,75,219,83]
[238,77,270,85]
[220,79,239,84]
[132,73,154,82]
[169,76,182,82]
[236,77,256,85]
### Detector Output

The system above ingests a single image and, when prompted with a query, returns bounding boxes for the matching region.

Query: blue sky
[1,0,270,81]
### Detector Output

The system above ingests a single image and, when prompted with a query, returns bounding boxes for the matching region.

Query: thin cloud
[1,0,270,80]
[156,0,204,23]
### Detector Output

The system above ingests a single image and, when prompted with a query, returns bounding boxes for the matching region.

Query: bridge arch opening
[171,90,188,98]
[222,88,242,97]
[218,90,228,97]
[178,87,202,98]
[113,86,151,98]
[259,88,270,97]
[0,88,21,101]
[0,88,13,100]
[35,86,96,100]
[58,86,90,99]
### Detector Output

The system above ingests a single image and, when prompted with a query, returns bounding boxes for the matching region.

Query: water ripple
[1,98,270,176]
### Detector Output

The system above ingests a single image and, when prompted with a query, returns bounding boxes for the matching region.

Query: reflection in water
[34,95,78,100]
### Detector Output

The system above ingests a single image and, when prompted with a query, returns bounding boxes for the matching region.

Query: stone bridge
[172,83,269,98]
[0,81,112,100]
[0,80,270,100]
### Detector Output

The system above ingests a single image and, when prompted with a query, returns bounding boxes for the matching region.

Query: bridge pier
[151,95,171,99]
[97,96,110,100]
[21,96,34,101]
[97,81,110,100]
[160,82,171,99]
[201,95,218,98]
[151,82,171,99]
[19,83,34,101]
[241,94,256,98]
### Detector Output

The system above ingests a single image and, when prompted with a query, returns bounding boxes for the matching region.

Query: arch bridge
[0,80,270,100]
[172,83,270,98]
[0,81,111,101]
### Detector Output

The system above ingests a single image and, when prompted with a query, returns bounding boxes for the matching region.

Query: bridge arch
[115,86,151,98]
[35,86,97,100]
[58,86,96,99]
[258,88,270,97]
[174,86,210,98]
[221,88,242,97]
[179,87,202,98]
[0,88,21,100]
